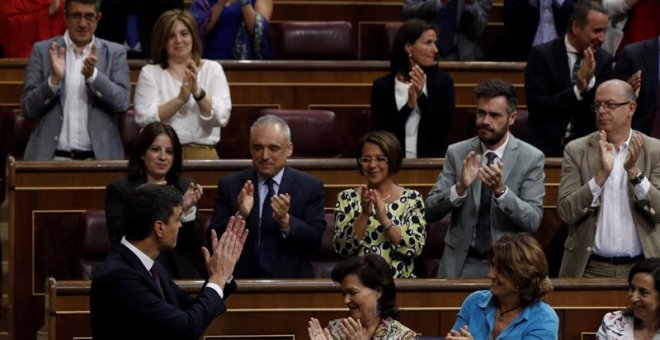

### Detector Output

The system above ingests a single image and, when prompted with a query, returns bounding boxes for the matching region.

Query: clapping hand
[595,130,614,186]
[456,151,481,196]
[81,44,97,79]
[446,325,474,340]
[49,42,66,85]
[203,216,248,287]
[237,180,254,218]
[308,318,332,340]
[182,182,203,215]
[576,47,596,93]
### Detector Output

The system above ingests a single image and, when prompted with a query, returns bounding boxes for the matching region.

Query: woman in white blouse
[597,258,660,339]
[134,9,231,160]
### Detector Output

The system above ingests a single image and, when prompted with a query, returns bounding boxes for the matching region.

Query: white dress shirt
[394,76,427,158]
[134,60,231,145]
[564,35,596,100]
[49,30,98,152]
[588,132,649,257]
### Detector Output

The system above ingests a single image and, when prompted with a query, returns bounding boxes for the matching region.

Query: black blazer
[90,243,236,340]
[209,166,326,278]
[370,67,455,158]
[525,38,614,157]
[105,176,205,279]
[614,37,659,136]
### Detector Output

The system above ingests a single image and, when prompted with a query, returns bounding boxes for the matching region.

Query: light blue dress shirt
[452,290,559,339]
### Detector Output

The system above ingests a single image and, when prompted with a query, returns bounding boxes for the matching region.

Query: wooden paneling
[44,278,628,340]
[0,60,526,108]
[9,158,560,340]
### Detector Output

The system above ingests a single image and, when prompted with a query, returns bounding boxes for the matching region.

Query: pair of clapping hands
[456,151,506,197]
[49,42,96,85]
[203,215,249,288]
[237,180,291,229]
[308,317,363,340]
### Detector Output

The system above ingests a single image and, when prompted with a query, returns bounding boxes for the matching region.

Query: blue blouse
[452,290,559,339]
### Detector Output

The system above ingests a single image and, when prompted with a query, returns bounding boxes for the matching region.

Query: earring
[408,53,412,59]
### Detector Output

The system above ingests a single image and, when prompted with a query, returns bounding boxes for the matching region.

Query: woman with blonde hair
[134,9,231,159]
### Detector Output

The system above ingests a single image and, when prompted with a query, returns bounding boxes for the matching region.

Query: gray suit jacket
[557,131,660,277]
[402,0,492,61]
[20,36,130,160]
[425,134,545,277]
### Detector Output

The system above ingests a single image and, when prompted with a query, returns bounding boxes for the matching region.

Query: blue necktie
[473,152,497,255]
[258,179,277,275]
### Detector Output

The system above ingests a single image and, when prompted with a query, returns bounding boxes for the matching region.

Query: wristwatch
[193,88,206,102]
[239,0,251,6]
[630,171,645,185]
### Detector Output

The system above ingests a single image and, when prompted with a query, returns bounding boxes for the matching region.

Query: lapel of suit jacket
[553,39,572,89]
[627,130,645,199]
[501,133,519,184]
[586,133,601,180]
[116,243,164,299]
[278,166,293,196]
[470,137,483,210]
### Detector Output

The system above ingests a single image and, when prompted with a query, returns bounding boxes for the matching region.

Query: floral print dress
[333,188,427,278]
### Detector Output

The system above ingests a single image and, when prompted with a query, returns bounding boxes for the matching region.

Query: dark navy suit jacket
[614,37,659,136]
[90,243,236,340]
[525,38,614,157]
[209,166,326,278]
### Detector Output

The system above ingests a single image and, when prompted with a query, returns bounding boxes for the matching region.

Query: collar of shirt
[611,130,633,154]
[121,236,155,271]
[63,30,96,58]
[481,131,509,163]
[564,35,582,71]
[257,167,285,191]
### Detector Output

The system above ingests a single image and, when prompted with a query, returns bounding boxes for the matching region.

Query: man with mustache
[525,0,614,157]
[558,79,660,278]
[426,79,545,278]
[208,115,326,278]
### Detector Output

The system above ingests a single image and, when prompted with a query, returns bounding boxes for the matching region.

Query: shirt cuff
[554,0,565,6]
[179,205,196,222]
[494,186,508,203]
[588,178,603,207]
[48,76,61,93]
[633,177,651,200]
[573,77,596,100]
[450,185,466,206]
[85,68,98,84]
[206,282,224,299]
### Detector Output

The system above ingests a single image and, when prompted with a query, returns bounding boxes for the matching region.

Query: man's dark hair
[474,79,518,114]
[124,183,182,242]
[568,0,607,30]
[65,0,102,15]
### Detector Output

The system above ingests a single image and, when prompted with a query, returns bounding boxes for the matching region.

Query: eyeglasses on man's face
[591,101,631,112]
[358,156,388,165]
[67,12,98,22]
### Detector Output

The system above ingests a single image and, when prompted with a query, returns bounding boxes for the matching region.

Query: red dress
[0,0,65,58]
